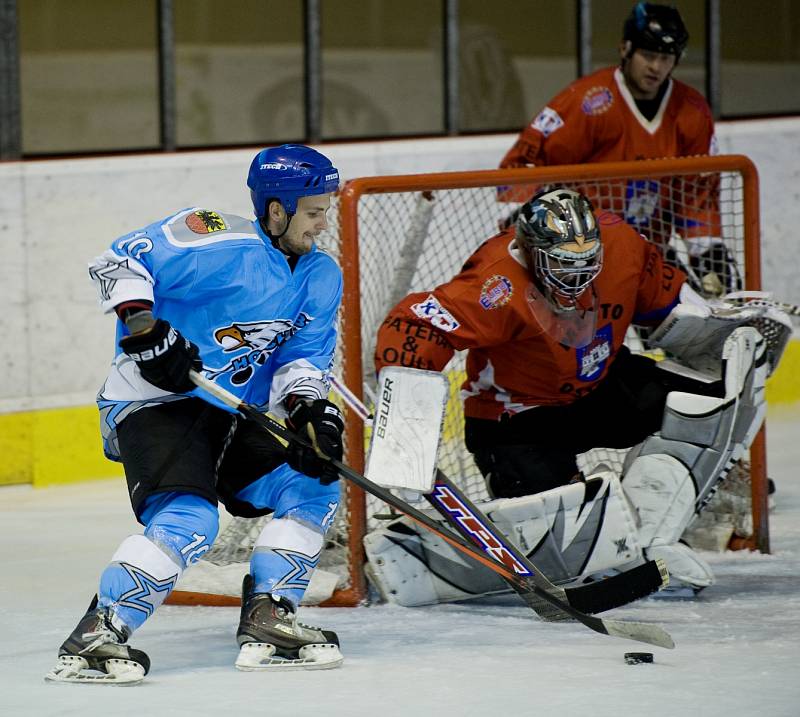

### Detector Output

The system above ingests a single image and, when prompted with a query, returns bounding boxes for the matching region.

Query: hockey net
[168,155,768,608]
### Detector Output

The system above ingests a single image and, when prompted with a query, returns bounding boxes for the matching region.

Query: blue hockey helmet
[623,2,688,58]
[247,144,340,219]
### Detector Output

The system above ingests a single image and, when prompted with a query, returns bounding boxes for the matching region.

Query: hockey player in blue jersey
[46,145,346,683]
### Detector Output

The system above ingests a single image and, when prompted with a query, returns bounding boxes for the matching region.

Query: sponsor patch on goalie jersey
[185,210,227,234]
[531,106,564,137]
[581,86,614,116]
[479,275,513,310]
[576,324,612,381]
[411,294,460,332]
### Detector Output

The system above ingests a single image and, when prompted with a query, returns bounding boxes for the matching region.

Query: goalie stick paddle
[189,371,675,650]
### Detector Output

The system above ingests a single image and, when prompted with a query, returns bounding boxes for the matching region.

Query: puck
[624,652,654,665]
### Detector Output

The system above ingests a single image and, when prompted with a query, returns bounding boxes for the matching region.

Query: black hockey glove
[285,397,344,484]
[119,318,202,394]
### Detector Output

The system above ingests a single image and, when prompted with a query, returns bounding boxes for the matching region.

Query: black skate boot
[44,595,150,684]
[235,574,343,670]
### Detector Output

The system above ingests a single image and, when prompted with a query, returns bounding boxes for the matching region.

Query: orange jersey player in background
[499,3,738,297]
[375,188,725,500]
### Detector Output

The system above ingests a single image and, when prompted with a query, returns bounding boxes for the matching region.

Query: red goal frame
[333,154,766,608]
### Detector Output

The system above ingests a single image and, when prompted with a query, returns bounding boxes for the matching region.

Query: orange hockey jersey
[374,212,685,422]
[499,66,719,244]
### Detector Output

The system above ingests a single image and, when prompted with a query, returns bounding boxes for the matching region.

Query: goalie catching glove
[649,285,792,376]
[119,318,202,393]
[285,397,344,484]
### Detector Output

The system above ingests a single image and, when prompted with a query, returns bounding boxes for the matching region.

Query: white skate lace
[79,627,121,654]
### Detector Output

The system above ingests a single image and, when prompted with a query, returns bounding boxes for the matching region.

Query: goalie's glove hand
[285,397,344,484]
[119,318,202,393]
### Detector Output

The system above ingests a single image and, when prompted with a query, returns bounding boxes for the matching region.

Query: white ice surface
[1,412,799,717]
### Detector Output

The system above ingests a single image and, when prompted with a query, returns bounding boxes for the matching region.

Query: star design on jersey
[270,548,321,592]
[117,562,178,617]
[89,257,142,302]
[614,537,629,555]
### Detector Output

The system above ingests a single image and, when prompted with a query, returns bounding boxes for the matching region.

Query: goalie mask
[516,188,603,310]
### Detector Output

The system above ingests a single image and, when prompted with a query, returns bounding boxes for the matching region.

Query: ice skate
[44,596,150,685]
[235,574,343,671]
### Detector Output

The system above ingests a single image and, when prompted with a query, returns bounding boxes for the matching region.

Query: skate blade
[235,642,343,671]
[44,655,145,685]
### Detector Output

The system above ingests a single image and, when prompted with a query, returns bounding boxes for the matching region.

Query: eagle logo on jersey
[185,210,227,234]
[581,86,614,116]
[479,275,513,310]
[207,314,312,385]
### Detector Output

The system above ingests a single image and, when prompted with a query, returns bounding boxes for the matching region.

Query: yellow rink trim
[0,339,798,488]
[0,405,123,487]
[765,338,800,406]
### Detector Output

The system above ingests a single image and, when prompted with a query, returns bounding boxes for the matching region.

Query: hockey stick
[189,370,675,650]
[330,374,668,618]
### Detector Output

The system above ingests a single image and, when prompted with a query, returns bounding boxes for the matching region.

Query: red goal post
[333,154,767,607]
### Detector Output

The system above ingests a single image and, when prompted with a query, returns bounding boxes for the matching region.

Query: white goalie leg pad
[624,326,767,543]
[620,459,717,592]
[621,328,766,590]
[363,471,642,606]
[621,454,696,548]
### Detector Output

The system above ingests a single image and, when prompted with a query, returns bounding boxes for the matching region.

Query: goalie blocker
[364,323,773,605]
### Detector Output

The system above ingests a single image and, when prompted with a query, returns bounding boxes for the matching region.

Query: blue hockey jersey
[89,207,342,460]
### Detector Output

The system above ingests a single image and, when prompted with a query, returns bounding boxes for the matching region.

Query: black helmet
[623,2,688,58]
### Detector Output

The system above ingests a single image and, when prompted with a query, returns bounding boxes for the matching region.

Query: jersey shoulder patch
[581,86,614,116]
[531,106,564,137]
[410,294,460,332]
[161,208,259,247]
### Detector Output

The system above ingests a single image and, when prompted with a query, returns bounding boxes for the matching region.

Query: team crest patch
[531,106,564,137]
[479,275,513,310]
[186,210,227,234]
[576,324,612,381]
[411,294,460,332]
[581,87,614,116]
